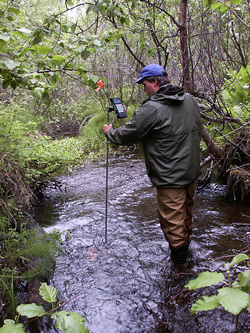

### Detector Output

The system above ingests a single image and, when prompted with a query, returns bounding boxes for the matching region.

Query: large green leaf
[91,5,99,13]
[2,80,9,89]
[0,33,10,41]
[7,7,20,14]
[246,297,250,313]
[32,36,42,45]
[211,2,220,10]
[50,73,61,84]
[51,55,65,65]
[230,0,242,4]
[203,0,213,7]
[219,3,228,12]
[39,282,58,303]
[185,272,225,290]
[17,303,46,318]
[218,287,249,315]
[81,50,90,60]
[89,74,99,83]
[36,45,51,55]
[229,253,249,268]
[237,269,250,292]
[0,320,25,333]
[17,28,32,34]
[4,59,21,70]
[191,295,220,315]
[92,39,101,47]
[51,311,89,333]
[33,87,44,99]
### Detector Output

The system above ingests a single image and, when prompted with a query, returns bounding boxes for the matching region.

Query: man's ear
[153,79,159,88]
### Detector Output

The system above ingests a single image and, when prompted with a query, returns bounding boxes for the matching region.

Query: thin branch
[138,0,181,28]
[78,114,96,134]
[200,155,213,168]
[230,9,250,30]
[227,164,250,172]
[223,121,250,137]
[215,128,250,158]
[108,16,145,67]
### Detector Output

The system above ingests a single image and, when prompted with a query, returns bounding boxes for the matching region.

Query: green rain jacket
[106,84,201,188]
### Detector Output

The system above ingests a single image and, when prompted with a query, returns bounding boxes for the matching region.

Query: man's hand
[102,124,113,135]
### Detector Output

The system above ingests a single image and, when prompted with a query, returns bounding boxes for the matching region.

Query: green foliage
[223,65,250,118]
[185,253,250,323]
[217,287,249,315]
[0,283,89,332]
[40,92,104,136]
[51,311,89,333]
[23,135,85,175]
[189,295,220,314]
[16,304,46,318]
[0,101,92,184]
[204,0,243,13]
[0,0,103,97]
[201,63,250,158]
[0,214,62,314]
[39,283,58,304]
[0,92,106,316]
[81,112,107,139]
[186,271,225,290]
[0,91,107,319]
[0,320,25,333]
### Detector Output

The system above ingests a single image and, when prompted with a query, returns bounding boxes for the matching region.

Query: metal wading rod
[105,110,110,244]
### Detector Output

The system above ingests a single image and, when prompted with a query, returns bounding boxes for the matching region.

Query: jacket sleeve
[106,103,159,145]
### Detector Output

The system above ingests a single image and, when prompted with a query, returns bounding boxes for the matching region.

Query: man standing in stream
[102,64,201,264]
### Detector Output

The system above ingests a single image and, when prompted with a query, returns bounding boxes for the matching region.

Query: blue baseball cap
[135,64,164,84]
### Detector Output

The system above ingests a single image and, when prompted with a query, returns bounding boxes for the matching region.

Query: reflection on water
[35,149,250,333]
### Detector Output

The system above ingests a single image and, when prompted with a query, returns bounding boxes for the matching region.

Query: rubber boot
[170,241,190,264]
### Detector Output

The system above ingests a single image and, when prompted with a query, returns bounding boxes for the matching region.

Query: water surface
[35,148,250,332]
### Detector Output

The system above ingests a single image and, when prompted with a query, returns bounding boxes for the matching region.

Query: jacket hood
[145,84,185,105]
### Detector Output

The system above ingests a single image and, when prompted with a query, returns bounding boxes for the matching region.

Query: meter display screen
[112,98,122,104]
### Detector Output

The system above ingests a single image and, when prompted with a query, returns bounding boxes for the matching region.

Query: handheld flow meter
[110,98,127,119]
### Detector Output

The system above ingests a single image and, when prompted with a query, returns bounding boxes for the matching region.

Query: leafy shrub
[0,215,62,317]
[0,102,104,193]
[0,283,89,332]
[185,253,250,331]
[225,65,250,109]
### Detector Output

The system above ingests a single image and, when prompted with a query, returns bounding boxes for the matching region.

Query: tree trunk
[201,126,224,159]
[179,0,192,92]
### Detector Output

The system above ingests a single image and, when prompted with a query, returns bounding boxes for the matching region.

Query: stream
[35,147,250,333]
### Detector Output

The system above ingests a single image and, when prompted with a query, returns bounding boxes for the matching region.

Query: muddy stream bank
[35,148,250,333]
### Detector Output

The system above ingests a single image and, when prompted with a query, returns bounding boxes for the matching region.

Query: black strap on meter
[110,98,127,119]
